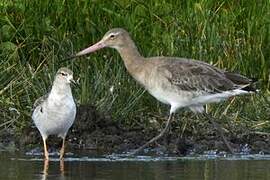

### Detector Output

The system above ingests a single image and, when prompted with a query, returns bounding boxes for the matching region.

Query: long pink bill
[75,40,105,57]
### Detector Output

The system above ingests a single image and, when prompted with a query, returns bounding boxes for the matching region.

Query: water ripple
[11,153,270,162]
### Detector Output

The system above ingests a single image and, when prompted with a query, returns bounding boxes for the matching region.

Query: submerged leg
[42,138,49,160]
[60,137,66,160]
[132,113,174,155]
[203,113,234,154]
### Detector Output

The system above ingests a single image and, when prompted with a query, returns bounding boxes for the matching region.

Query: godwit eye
[109,34,116,39]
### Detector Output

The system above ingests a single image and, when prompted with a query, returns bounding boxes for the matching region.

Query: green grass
[0,0,270,135]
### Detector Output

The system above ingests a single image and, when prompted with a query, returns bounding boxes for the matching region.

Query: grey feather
[157,58,241,93]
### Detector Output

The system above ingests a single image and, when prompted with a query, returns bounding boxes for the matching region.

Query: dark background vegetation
[0,0,269,143]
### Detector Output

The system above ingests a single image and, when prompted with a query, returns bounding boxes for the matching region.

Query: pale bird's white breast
[32,93,76,138]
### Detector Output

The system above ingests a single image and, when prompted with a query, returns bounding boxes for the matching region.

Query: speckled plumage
[32,94,48,111]
[32,67,76,160]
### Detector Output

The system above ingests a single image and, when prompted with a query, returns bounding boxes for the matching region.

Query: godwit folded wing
[157,58,253,94]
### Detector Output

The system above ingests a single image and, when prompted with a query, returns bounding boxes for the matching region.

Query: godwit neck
[114,33,145,76]
[118,37,141,59]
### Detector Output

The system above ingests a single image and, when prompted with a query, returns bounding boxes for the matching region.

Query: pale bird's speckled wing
[157,58,252,93]
[32,93,49,112]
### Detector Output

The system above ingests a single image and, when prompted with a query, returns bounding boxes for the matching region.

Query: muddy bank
[1,104,270,155]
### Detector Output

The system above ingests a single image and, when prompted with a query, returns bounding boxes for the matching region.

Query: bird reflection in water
[60,159,65,175]
[40,159,65,180]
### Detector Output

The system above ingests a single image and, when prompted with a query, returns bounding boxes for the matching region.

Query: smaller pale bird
[32,67,76,160]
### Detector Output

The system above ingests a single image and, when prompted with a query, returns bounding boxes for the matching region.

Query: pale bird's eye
[61,72,67,76]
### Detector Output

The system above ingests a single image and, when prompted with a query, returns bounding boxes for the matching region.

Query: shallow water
[1,152,270,180]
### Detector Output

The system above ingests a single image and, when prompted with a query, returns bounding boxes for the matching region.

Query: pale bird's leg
[43,159,49,176]
[132,113,174,155]
[43,138,49,160]
[203,113,235,154]
[60,137,66,160]
[60,158,65,175]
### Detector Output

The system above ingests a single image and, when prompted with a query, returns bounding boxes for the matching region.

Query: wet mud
[1,104,270,155]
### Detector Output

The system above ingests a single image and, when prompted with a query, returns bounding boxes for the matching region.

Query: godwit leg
[132,113,174,155]
[203,113,235,154]
[42,138,49,160]
[60,137,66,160]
